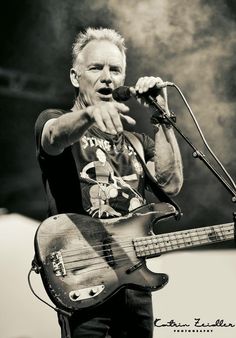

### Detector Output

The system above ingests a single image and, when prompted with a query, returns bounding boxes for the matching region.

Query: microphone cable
[169,82,236,195]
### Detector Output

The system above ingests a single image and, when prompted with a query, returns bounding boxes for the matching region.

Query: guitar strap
[124,131,181,218]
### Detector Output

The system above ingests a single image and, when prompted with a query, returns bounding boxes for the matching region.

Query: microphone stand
[146,89,236,240]
[145,90,236,203]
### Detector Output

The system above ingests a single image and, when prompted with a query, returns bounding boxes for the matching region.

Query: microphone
[112,82,174,102]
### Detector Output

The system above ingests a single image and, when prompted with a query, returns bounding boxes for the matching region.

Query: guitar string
[61,229,234,265]
[63,231,234,274]
[62,236,136,254]
[60,224,234,255]
[60,232,234,271]
[64,258,142,276]
[60,225,234,262]
[64,255,138,272]
[62,232,231,268]
[63,248,136,266]
[63,235,233,272]
[62,226,233,264]
[62,242,135,260]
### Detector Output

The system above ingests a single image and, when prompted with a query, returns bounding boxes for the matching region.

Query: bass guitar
[34,202,234,312]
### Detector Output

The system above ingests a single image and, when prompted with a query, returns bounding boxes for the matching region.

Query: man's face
[74,40,125,106]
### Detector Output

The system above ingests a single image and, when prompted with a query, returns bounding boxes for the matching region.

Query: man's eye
[89,66,102,71]
[111,68,121,74]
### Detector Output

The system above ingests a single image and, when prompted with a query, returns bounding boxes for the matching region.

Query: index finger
[112,101,136,125]
[113,101,130,113]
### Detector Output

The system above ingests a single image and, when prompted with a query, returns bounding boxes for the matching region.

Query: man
[35,27,183,338]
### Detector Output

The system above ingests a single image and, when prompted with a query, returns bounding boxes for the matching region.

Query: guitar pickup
[50,251,66,277]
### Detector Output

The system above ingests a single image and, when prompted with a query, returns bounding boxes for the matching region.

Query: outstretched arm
[41,101,133,156]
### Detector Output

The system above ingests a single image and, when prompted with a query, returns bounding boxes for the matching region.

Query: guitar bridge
[50,251,66,277]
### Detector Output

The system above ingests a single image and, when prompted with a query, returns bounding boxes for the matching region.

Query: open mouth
[97,87,113,96]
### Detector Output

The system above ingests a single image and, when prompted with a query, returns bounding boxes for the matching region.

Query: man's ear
[70,68,80,88]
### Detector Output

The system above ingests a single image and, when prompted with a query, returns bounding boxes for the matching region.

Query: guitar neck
[134,222,234,259]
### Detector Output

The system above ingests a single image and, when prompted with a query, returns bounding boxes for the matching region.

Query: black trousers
[59,289,153,338]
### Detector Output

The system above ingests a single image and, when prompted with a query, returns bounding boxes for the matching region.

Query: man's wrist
[84,106,94,122]
[150,111,176,129]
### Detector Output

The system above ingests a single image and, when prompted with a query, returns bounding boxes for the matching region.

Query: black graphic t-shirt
[35,109,155,218]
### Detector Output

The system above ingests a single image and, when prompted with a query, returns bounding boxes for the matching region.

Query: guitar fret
[146,238,155,255]
[150,237,163,255]
[188,231,194,244]
[182,231,193,247]
[196,225,224,244]
[210,225,224,242]
[196,227,209,244]
[174,232,186,249]
[204,226,215,243]
[134,238,154,257]
[166,232,178,250]
[166,233,179,250]
[189,230,200,245]
[159,235,170,252]
[218,224,234,240]
[133,223,234,258]
[165,233,174,250]
[151,237,161,254]
[226,225,234,238]
[224,229,234,239]
[218,225,226,241]
[134,238,146,257]
[192,230,202,243]
[194,229,202,245]
[173,232,183,249]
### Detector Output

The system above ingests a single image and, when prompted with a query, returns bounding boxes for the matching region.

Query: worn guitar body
[34,203,176,312]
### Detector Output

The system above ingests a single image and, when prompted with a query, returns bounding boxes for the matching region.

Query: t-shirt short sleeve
[35,109,65,156]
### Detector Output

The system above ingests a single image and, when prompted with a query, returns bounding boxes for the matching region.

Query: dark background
[0,0,236,234]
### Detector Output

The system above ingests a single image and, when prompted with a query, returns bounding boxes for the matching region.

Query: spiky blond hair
[72,27,127,70]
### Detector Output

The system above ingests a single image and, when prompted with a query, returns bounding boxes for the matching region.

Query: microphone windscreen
[112,86,131,102]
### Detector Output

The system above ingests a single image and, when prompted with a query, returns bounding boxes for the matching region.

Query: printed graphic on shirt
[79,134,145,218]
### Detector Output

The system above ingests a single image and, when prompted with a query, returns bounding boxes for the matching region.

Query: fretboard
[133,223,234,258]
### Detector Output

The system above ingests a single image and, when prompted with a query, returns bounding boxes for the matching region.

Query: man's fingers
[93,108,107,133]
[148,77,158,89]
[95,104,123,134]
[120,114,136,125]
[113,101,130,113]
[101,108,117,134]
[135,76,165,94]
[129,87,136,95]
[113,102,136,127]
[91,101,132,134]
[109,106,123,133]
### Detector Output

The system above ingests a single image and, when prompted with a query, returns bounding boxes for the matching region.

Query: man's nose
[100,67,112,84]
